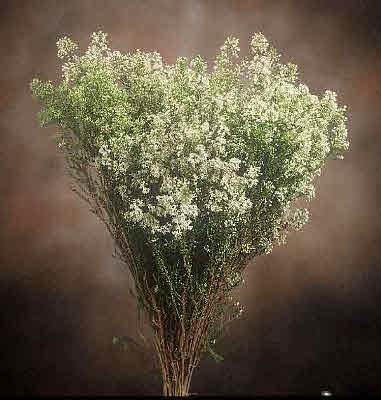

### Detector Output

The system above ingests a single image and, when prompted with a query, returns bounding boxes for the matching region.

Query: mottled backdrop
[1,0,381,396]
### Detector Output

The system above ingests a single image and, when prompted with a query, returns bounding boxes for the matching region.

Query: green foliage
[30,31,350,363]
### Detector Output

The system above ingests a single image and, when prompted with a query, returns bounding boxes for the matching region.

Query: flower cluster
[30,30,350,263]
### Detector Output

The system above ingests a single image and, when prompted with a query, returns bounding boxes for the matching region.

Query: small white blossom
[57,36,78,60]
[250,32,269,54]
[202,121,210,133]
[31,29,349,267]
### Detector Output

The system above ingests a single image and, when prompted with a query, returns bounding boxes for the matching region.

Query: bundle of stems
[30,30,349,396]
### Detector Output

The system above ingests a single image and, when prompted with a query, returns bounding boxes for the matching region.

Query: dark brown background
[1,0,381,396]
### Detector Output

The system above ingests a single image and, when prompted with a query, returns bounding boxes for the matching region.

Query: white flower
[250,32,269,54]
[202,121,210,133]
[31,30,349,263]
[57,36,78,60]
[214,96,224,109]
